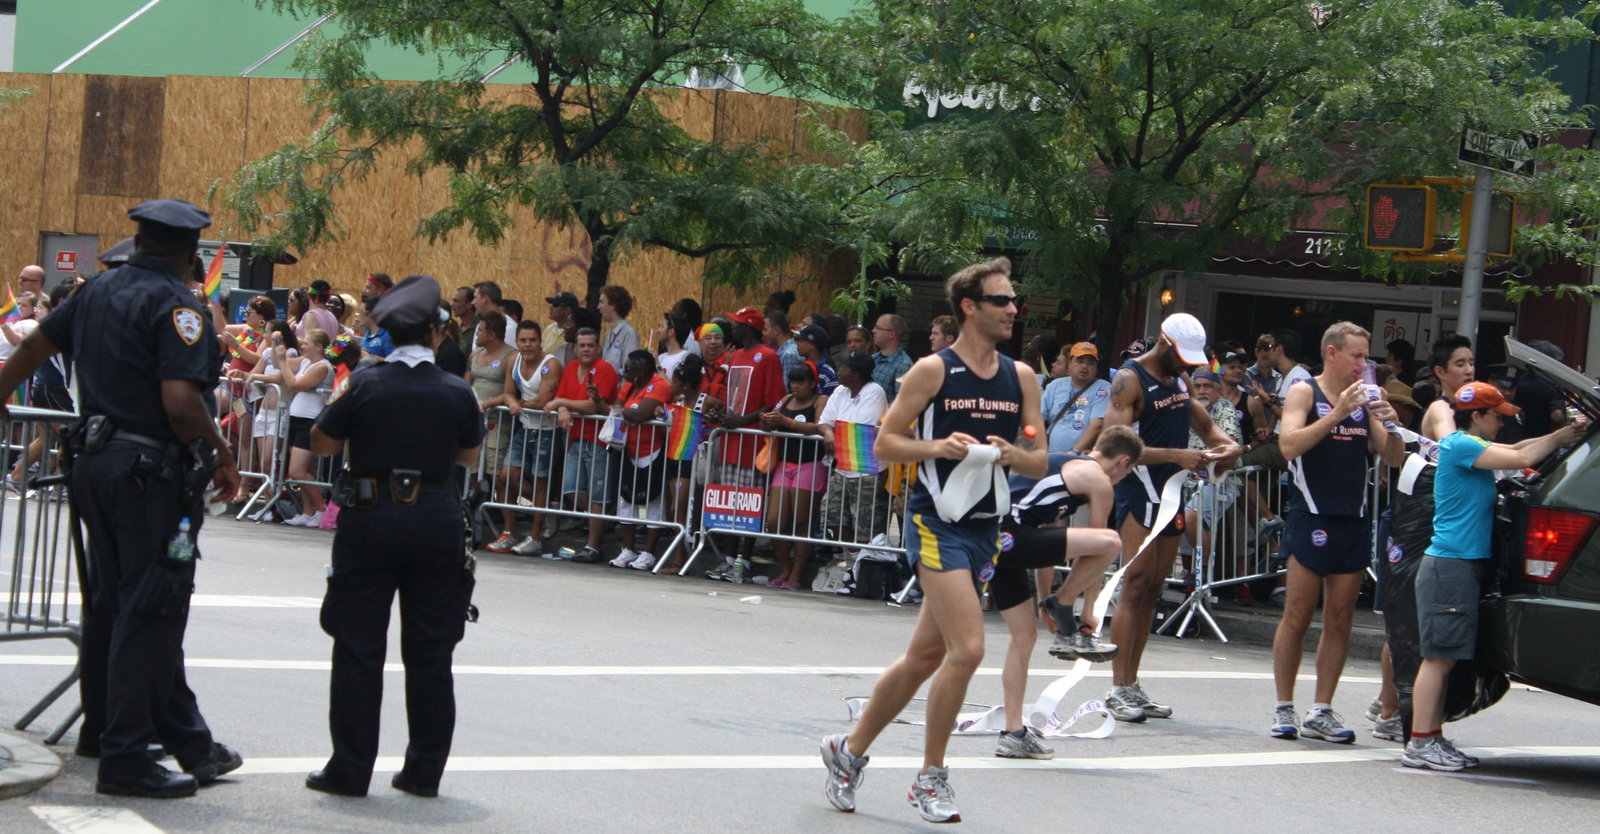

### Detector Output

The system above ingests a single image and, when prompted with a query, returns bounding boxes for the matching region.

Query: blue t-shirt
[360,327,394,358]
[1041,377,1111,453]
[1426,430,1495,560]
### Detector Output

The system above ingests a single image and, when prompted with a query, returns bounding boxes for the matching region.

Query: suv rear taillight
[1523,506,1600,584]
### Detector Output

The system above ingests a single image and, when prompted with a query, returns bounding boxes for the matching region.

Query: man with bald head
[18,265,45,296]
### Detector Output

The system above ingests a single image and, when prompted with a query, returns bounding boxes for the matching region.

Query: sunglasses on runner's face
[977,294,1024,308]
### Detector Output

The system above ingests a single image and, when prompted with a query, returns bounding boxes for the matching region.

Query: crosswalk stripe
[30,806,165,834]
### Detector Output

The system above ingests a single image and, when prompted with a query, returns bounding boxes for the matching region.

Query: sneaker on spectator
[820,733,867,813]
[1129,682,1172,719]
[510,536,540,556]
[609,548,637,568]
[704,560,733,581]
[629,551,656,571]
[1270,704,1299,739]
[572,546,604,564]
[1103,687,1149,723]
[1300,707,1355,743]
[1256,516,1285,548]
[726,559,751,584]
[306,511,324,529]
[486,532,517,553]
[906,765,960,823]
[1437,736,1480,768]
[284,513,312,527]
[1365,698,1383,723]
[995,727,1054,760]
[3,476,22,494]
[1371,713,1405,743]
[1402,736,1465,772]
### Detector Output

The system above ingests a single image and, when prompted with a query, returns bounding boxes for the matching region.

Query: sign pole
[1458,167,1493,347]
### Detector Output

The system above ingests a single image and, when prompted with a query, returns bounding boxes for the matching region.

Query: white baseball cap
[1160,312,1208,366]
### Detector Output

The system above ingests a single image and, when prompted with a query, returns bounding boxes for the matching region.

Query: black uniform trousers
[72,443,215,780]
[320,491,470,792]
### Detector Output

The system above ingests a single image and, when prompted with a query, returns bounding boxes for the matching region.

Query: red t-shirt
[620,374,669,458]
[720,344,786,466]
[555,359,619,442]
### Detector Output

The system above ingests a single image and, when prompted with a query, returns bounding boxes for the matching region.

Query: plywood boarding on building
[39,75,87,235]
[78,75,166,198]
[160,76,249,216]
[0,74,54,273]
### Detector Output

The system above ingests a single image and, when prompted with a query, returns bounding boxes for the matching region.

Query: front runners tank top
[1008,451,1089,526]
[1287,379,1371,517]
[908,348,1023,524]
[1116,359,1191,504]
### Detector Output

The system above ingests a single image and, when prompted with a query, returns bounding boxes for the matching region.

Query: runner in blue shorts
[819,257,1045,824]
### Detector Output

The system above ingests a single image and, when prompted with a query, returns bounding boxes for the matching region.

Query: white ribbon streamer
[934,445,1007,523]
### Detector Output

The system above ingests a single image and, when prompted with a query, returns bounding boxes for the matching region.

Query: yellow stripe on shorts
[912,513,942,570]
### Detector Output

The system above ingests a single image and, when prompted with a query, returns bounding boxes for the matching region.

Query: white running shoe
[283,513,311,527]
[510,536,541,556]
[609,548,637,568]
[629,551,657,571]
[306,511,324,529]
[907,765,960,823]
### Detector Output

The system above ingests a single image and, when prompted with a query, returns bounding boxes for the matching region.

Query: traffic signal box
[1364,184,1437,251]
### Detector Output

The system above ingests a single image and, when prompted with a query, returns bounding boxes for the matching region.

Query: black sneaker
[97,765,198,799]
[186,742,244,785]
[571,547,604,564]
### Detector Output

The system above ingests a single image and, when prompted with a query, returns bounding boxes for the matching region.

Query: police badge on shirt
[173,308,204,346]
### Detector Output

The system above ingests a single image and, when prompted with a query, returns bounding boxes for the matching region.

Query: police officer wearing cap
[0,199,244,798]
[306,274,485,799]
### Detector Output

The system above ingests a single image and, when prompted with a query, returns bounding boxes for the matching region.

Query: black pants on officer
[320,491,471,793]
[73,444,216,780]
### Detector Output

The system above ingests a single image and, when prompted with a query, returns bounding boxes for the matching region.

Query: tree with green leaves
[220,0,857,306]
[845,0,1599,355]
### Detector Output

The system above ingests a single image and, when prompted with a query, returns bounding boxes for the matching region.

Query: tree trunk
[583,228,613,309]
[1093,266,1130,366]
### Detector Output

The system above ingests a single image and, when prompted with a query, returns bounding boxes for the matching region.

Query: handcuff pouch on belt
[331,469,379,509]
[390,469,424,505]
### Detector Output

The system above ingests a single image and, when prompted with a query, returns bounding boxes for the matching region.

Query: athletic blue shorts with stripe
[904,512,1002,580]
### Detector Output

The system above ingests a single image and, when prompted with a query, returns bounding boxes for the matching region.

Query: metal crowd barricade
[218,379,293,521]
[472,407,692,570]
[2,405,84,742]
[1158,464,1289,642]
[686,425,907,577]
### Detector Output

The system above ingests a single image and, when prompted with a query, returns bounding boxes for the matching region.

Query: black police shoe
[187,742,244,785]
[305,769,368,797]
[391,771,439,798]
[96,765,198,799]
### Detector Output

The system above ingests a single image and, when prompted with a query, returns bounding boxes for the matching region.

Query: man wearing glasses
[870,314,913,401]
[1245,333,1282,408]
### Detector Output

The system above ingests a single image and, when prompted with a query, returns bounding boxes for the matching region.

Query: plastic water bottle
[166,518,195,564]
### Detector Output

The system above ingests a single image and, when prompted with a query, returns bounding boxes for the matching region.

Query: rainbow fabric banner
[834,421,879,475]
[0,287,22,324]
[665,404,704,461]
[1210,358,1222,375]
[203,245,225,304]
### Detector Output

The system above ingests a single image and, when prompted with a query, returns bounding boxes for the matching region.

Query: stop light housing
[1364,184,1436,251]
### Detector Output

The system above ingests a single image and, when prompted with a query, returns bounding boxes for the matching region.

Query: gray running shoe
[1402,736,1465,772]
[704,561,733,581]
[1047,631,1080,661]
[1365,698,1383,723]
[1129,681,1172,719]
[726,559,750,584]
[995,727,1055,760]
[1371,713,1405,743]
[1104,686,1150,723]
[1270,705,1299,740]
[1071,630,1118,662]
[510,536,541,556]
[820,734,867,813]
[1300,708,1355,743]
[1437,736,1480,768]
[907,765,960,823]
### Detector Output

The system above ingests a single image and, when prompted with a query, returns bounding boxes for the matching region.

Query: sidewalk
[1160,594,1389,661]
[0,729,61,799]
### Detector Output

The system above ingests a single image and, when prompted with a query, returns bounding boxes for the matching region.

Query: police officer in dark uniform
[305,274,485,799]
[0,199,244,798]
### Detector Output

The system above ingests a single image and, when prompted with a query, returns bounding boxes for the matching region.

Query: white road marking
[189,594,322,608]
[30,806,165,834]
[233,746,1600,776]
[0,655,1380,683]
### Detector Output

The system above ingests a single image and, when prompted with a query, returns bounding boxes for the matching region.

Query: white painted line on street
[30,806,165,834]
[0,655,1380,683]
[233,746,1600,776]
[190,594,322,608]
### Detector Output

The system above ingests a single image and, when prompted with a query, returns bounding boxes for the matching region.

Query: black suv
[1481,337,1600,705]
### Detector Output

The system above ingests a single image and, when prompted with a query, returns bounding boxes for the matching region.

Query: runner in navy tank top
[1101,313,1241,724]
[820,257,1046,824]
[1270,322,1404,745]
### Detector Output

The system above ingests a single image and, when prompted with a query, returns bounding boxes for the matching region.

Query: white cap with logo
[1160,312,1208,366]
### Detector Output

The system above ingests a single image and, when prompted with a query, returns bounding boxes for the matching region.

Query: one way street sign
[1459,127,1539,178]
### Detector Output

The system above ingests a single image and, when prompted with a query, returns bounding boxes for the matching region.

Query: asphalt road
[3,515,1599,832]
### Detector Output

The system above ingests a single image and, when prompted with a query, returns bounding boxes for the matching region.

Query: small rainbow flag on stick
[834,421,879,475]
[203,244,225,304]
[0,287,23,324]
[665,404,704,461]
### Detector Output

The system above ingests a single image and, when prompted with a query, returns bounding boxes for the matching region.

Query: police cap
[371,274,448,333]
[128,199,212,231]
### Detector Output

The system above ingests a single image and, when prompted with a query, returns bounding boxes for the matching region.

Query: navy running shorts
[1284,510,1370,576]
[904,512,1002,580]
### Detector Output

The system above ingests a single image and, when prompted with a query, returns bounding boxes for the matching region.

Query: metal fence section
[1,405,84,742]
[219,379,292,521]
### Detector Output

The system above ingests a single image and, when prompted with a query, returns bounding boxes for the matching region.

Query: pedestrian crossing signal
[1364,184,1436,251]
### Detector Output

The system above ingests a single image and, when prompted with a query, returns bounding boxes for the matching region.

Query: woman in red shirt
[610,350,672,570]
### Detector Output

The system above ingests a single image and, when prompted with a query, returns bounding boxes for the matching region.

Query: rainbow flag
[203,245,225,304]
[834,421,879,475]
[0,287,22,324]
[1210,357,1222,375]
[665,404,704,461]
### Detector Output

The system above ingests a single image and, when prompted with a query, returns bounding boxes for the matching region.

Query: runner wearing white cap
[1100,312,1241,722]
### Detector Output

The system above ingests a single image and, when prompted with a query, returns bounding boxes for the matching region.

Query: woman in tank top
[758,361,830,590]
[484,321,563,555]
[466,309,518,479]
[277,328,335,527]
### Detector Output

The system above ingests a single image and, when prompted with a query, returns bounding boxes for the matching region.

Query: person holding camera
[306,274,485,799]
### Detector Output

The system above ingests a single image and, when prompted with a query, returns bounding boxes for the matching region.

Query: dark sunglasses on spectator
[977,294,1024,308]
[1256,342,1276,351]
